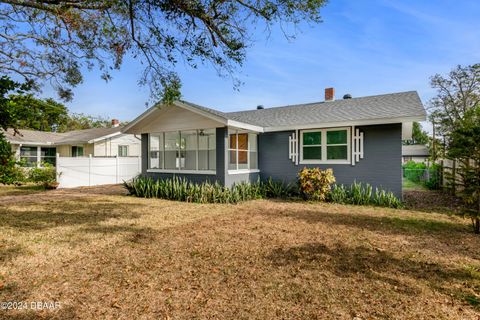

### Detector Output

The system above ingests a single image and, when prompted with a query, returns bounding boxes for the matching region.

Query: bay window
[148,129,216,172]
[300,127,350,164]
[228,131,258,171]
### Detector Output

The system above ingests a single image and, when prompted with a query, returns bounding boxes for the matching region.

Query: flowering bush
[298,167,336,201]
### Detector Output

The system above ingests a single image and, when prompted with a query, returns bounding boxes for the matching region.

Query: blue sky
[45,0,480,130]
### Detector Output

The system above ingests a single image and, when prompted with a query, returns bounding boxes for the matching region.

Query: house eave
[87,131,123,144]
[262,115,426,132]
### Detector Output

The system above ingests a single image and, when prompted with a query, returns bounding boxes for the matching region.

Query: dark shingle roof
[225,91,426,128]
[55,127,122,144]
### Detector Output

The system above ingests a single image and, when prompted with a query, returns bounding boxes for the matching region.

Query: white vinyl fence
[56,154,141,188]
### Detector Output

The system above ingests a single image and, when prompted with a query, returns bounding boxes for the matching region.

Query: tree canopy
[0,75,114,133]
[0,0,327,102]
[403,121,429,145]
[429,64,480,139]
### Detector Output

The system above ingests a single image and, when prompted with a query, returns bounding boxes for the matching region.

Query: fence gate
[56,155,141,188]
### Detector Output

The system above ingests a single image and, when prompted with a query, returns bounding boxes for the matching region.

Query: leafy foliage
[27,162,57,188]
[0,132,25,185]
[0,0,328,101]
[125,176,263,204]
[403,161,427,183]
[330,182,403,209]
[263,177,298,199]
[57,113,114,132]
[447,106,480,233]
[402,161,441,190]
[403,122,429,145]
[429,64,480,141]
[298,167,336,201]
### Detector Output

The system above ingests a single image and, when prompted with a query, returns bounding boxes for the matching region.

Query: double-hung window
[300,127,350,164]
[228,131,258,171]
[118,145,129,157]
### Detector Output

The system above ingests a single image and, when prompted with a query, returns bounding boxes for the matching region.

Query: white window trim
[147,130,216,173]
[147,169,216,175]
[227,130,259,173]
[118,145,129,157]
[227,169,260,175]
[300,127,351,165]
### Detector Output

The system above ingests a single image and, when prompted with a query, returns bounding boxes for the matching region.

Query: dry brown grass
[0,186,479,319]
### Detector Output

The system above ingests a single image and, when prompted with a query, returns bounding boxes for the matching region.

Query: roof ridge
[226,91,418,114]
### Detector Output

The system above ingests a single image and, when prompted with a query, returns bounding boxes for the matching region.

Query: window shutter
[351,127,364,165]
[289,131,299,164]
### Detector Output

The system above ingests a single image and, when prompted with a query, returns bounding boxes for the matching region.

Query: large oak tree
[0,0,327,102]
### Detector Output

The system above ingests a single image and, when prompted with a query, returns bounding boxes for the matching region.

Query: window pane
[164,131,178,169]
[149,134,162,169]
[229,134,236,149]
[237,133,248,150]
[238,151,248,169]
[20,157,37,167]
[327,130,347,144]
[303,146,322,160]
[72,146,84,157]
[303,132,321,145]
[327,145,348,160]
[249,151,258,169]
[249,133,257,151]
[182,130,197,170]
[198,129,216,170]
[20,146,37,157]
[228,150,237,170]
[41,147,56,157]
[43,157,56,166]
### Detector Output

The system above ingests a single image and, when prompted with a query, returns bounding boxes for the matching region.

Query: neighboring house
[123,89,427,197]
[402,145,429,163]
[3,120,141,167]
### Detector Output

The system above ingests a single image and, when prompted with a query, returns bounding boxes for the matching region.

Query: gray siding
[225,172,260,187]
[258,124,402,197]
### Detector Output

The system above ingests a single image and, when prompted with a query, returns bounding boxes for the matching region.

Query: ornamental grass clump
[329,182,403,209]
[298,167,336,201]
[124,176,266,204]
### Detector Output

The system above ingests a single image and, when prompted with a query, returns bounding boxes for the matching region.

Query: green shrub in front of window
[28,162,58,188]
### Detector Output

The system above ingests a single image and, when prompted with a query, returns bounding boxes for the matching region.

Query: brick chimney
[325,87,335,101]
[111,119,120,127]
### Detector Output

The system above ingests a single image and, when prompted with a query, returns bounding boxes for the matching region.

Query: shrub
[28,162,57,188]
[424,163,442,190]
[330,182,403,209]
[0,133,26,185]
[402,161,427,183]
[298,167,336,201]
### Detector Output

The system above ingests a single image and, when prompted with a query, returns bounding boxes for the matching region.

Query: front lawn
[0,186,479,319]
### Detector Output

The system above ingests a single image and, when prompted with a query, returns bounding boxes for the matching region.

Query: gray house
[123,89,426,197]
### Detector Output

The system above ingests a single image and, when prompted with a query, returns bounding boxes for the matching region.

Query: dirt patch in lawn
[0,189,479,319]
[404,189,464,214]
